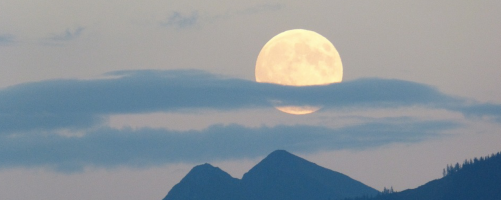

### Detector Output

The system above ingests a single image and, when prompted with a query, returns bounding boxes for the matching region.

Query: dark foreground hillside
[347,151,501,200]
[163,150,379,200]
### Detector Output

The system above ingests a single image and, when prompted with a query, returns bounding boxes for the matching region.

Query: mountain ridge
[345,151,501,200]
[163,150,379,200]
[165,150,501,200]
[241,150,378,200]
[164,163,240,200]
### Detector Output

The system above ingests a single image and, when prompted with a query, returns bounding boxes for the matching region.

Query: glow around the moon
[255,29,343,115]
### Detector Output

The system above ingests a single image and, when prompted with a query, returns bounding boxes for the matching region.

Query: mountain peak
[269,149,292,155]
[180,163,233,183]
[190,163,215,172]
[240,150,379,200]
[165,150,378,200]
[266,149,296,159]
[163,163,240,200]
[255,149,307,168]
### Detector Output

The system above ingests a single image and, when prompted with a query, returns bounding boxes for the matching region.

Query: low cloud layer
[0,69,499,170]
[0,119,457,171]
[0,69,498,134]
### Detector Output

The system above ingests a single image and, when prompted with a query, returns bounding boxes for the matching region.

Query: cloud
[0,119,458,171]
[44,27,85,42]
[2,69,497,171]
[0,69,498,134]
[161,3,283,29]
[0,34,15,45]
[454,103,501,122]
[161,11,199,28]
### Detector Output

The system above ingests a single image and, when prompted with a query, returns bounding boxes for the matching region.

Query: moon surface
[255,29,343,115]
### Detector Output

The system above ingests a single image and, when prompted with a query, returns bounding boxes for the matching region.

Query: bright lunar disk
[255,29,343,115]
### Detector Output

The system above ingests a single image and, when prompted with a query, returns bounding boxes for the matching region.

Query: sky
[1,1,501,199]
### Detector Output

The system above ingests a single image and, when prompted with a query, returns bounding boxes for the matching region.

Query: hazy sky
[1,1,500,199]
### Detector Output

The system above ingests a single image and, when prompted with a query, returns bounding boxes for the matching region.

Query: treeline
[343,186,396,200]
[342,150,501,200]
[443,151,501,177]
[341,187,395,200]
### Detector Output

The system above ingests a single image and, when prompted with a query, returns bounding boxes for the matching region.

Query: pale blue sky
[1,1,500,199]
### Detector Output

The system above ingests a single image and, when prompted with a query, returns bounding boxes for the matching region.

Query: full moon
[255,29,343,115]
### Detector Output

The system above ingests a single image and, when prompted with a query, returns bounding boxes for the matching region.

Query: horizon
[1,1,501,199]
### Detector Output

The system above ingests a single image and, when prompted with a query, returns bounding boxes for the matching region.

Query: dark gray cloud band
[0,119,457,171]
[0,69,498,134]
[1,69,496,170]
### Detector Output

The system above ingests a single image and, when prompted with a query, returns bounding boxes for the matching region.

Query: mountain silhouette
[346,151,501,200]
[163,150,379,200]
[241,150,379,200]
[163,163,240,200]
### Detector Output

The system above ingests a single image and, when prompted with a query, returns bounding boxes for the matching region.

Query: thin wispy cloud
[0,69,499,134]
[0,34,15,45]
[53,27,85,41]
[0,119,458,171]
[43,27,85,44]
[161,11,200,29]
[161,3,284,29]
